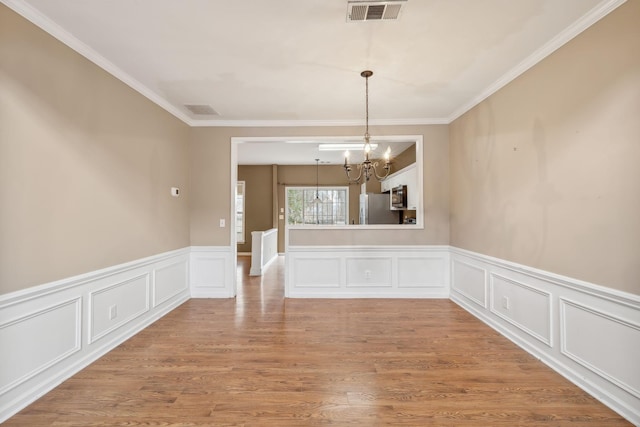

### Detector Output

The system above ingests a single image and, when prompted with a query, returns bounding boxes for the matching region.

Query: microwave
[390,185,407,210]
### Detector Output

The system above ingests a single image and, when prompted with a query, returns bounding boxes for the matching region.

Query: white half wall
[0,248,190,424]
[285,245,450,298]
[250,228,278,276]
[450,247,640,426]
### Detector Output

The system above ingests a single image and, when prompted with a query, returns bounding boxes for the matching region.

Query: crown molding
[3,0,626,129]
[447,0,627,123]
[1,0,193,125]
[188,117,449,128]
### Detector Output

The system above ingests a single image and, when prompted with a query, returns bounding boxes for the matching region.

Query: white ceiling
[3,0,624,164]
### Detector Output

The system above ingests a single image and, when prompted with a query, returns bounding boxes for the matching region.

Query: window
[236,181,245,243]
[286,187,348,225]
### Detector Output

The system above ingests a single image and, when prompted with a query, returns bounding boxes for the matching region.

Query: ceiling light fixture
[313,158,322,207]
[344,70,391,183]
[319,143,378,151]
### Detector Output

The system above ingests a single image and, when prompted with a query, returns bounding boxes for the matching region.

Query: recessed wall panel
[294,258,341,287]
[346,257,392,287]
[561,299,640,399]
[191,256,226,289]
[89,274,149,343]
[0,298,81,395]
[490,274,552,346]
[452,259,487,307]
[154,260,188,307]
[398,256,445,287]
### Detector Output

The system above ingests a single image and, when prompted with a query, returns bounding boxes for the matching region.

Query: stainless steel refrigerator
[359,193,399,224]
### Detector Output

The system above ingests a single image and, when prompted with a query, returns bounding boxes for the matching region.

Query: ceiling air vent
[347,0,407,22]
[184,104,219,116]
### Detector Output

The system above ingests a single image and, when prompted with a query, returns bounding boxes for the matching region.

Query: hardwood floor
[5,256,630,426]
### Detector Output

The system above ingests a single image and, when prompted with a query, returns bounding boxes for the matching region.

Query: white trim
[489,272,553,347]
[0,248,189,308]
[189,246,235,298]
[230,141,239,297]
[286,245,450,298]
[249,229,279,276]
[449,247,640,426]
[450,247,640,307]
[0,297,82,396]
[0,0,192,125]
[87,273,151,344]
[559,298,640,400]
[1,244,638,425]
[190,117,449,127]
[450,258,488,308]
[447,0,627,122]
[2,0,625,128]
[0,248,190,424]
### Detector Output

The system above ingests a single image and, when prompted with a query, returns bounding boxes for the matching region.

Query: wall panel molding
[1,245,638,425]
[88,273,150,344]
[450,247,640,426]
[189,246,234,298]
[0,298,81,396]
[154,260,189,307]
[286,245,450,298]
[0,248,190,424]
[489,273,552,347]
[560,298,640,400]
[451,258,487,308]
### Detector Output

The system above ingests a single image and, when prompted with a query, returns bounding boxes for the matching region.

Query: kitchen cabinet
[380,163,418,210]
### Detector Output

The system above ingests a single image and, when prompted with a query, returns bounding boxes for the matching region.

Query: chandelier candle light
[344,70,392,183]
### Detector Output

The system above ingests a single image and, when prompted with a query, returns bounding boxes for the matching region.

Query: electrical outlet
[502,296,510,310]
[364,270,372,279]
[109,305,117,320]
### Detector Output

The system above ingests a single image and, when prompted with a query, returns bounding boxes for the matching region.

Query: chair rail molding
[1,244,638,425]
[449,247,640,426]
[0,247,190,424]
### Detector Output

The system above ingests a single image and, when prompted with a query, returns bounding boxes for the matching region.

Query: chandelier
[344,70,391,183]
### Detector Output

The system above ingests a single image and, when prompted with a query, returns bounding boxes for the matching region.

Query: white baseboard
[449,247,640,426]
[189,246,234,298]
[0,248,191,424]
[286,245,450,298]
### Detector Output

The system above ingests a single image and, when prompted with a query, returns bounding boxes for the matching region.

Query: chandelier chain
[365,73,369,139]
[343,70,391,184]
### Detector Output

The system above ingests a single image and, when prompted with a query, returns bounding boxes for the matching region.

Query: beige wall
[237,165,273,253]
[391,144,416,172]
[9,0,635,298]
[189,125,450,248]
[449,0,640,295]
[0,6,191,295]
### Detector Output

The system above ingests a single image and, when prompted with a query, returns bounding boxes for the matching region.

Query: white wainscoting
[0,248,190,424]
[2,244,638,425]
[189,246,234,298]
[449,247,640,426]
[286,246,450,298]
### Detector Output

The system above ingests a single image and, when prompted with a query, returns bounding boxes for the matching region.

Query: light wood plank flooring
[5,256,631,426]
